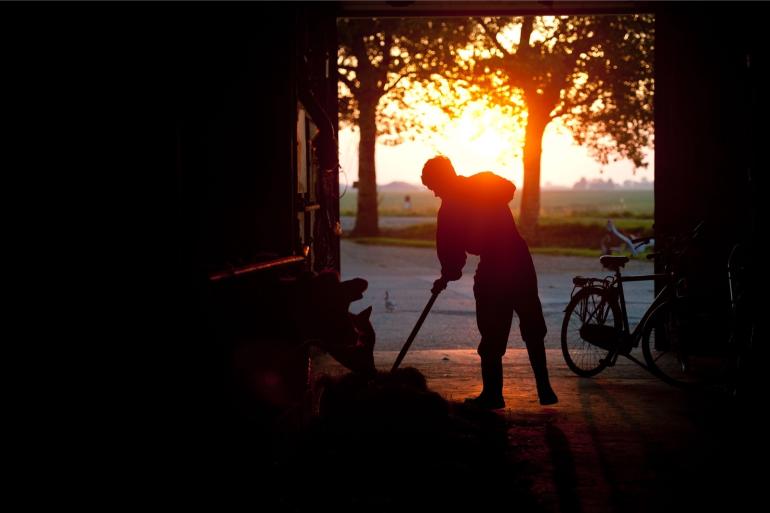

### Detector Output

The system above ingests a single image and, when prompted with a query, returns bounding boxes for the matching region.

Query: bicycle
[560,222,736,389]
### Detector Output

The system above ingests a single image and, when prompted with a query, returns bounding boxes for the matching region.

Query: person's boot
[534,367,558,405]
[536,381,558,405]
[465,357,505,409]
[526,339,559,405]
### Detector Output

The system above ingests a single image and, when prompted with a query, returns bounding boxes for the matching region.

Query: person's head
[421,156,457,198]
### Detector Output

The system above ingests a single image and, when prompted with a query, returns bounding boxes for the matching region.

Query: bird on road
[385,290,396,313]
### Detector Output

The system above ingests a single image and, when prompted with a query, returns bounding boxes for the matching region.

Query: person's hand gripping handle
[431,277,448,295]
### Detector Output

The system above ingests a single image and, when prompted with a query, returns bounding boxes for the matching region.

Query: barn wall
[655,3,759,247]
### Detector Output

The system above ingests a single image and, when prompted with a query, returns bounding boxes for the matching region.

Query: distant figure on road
[422,155,558,408]
[403,194,412,211]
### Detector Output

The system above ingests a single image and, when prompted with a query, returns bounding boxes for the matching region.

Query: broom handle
[391,291,440,372]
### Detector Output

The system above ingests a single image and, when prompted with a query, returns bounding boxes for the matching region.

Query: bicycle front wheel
[561,287,621,377]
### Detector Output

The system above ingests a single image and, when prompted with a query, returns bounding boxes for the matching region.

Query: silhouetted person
[422,156,558,408]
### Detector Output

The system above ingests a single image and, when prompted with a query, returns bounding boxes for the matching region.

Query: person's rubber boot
[465,358,505,409]
[536,382,558,405]
[534,368,558,405]
[525,338,559,405]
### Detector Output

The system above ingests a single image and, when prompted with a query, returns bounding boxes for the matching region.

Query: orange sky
[338,18,653,190]
[339,119,654,189]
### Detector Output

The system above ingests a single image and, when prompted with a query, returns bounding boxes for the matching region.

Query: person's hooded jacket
[436,172,524,281]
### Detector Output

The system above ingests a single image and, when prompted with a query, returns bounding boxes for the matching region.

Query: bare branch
[380,29,393,71]
[351,29,371,75]
[383,69,414,94]
[338,72,357,92]
[475,17,510,57]
[517,16,534,57]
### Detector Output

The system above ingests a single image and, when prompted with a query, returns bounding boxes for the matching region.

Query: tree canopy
[337,18,467,235]
[440,15,655,233]
[338,15,654,235]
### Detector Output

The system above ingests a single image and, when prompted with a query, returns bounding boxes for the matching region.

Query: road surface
[340,239,654,351]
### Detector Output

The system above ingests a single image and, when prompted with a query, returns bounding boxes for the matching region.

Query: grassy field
[340,189,654,218]
[351,236,612,257]
[366,219,653,251]
[342,189,654,254]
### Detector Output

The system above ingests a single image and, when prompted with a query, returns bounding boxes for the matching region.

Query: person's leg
[469,276,514,408]
[517,295,558,405]
[513,251,558,405]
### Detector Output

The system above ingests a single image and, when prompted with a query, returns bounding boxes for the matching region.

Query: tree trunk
[518,104,550,240]
[352,99,379,236]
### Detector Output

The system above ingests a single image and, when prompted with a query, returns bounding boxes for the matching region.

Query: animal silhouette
[300,271,376,375]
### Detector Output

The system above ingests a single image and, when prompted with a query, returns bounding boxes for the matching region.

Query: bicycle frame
[563,222,727,384]
[617,272,672,341]
[600,268,674,368]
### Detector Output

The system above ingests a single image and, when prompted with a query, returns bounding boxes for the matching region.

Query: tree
[442,15,654,236]
[337,18,464,236]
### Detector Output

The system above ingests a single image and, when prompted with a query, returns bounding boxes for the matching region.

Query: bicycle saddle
[600,255,629,271]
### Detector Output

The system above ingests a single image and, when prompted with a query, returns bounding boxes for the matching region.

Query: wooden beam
[209,256,305,282]
[335,1,654,18]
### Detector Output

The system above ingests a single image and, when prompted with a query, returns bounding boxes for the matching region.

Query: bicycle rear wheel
[642,300,734,388]
[561,287,621,377]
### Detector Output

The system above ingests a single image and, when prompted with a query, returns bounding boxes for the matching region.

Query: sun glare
[447,111,515,166]
[340,61,651,188]
[426,102,525,180]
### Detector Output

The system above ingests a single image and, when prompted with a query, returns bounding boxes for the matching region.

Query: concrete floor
[312,348,759,513]
[312,240,762,513]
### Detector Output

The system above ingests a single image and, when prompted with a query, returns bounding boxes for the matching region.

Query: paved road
[340,215,435,232]
[341,239,654,351]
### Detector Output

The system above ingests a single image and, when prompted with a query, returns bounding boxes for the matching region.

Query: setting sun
[340,104,653,189]
[338,15,654,194]
[446,105,523,171]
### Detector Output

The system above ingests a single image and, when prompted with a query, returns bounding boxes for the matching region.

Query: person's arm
[435,202,466,287]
